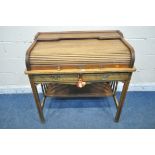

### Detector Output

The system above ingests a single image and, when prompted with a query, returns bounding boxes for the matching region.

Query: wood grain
[29,39,131,68]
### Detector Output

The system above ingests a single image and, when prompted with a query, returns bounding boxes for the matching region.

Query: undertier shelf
[44,82,113,97]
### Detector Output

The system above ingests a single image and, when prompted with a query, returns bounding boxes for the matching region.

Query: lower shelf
[45,82,113,97]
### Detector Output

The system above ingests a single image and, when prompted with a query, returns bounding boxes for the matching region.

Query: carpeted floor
[0,92,155,129]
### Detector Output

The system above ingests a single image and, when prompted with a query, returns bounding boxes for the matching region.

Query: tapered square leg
[29,80,45,123]
[114,80,130,122]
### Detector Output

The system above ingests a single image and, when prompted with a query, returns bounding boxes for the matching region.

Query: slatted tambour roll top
[26,30,135,71]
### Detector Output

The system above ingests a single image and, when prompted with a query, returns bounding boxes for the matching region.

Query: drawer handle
[76,74,86,88]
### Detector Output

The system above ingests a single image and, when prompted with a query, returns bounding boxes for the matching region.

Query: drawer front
[83,73,129,82]
[31,73,130,83]
[31,74,78,83]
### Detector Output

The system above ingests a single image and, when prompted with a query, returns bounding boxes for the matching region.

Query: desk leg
[115,80,130,122]
[29,80,45,123]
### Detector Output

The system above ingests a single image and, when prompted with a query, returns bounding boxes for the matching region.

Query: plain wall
[0,26,155,87]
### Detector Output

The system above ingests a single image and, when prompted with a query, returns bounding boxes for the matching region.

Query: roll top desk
[25,30,136,123]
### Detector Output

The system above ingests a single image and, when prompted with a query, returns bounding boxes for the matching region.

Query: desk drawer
[83,73,129,82]
[31,73,130,83]
[31,74,78,83]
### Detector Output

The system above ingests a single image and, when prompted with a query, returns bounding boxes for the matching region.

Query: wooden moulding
[25,67,136,75]
[121,38,135,67]
[25,40,37,70]
[34,30,123,41]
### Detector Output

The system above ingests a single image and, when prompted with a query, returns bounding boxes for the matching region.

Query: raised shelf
[44,82,113,97]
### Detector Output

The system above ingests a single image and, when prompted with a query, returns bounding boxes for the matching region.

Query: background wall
[0,26,155,91]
